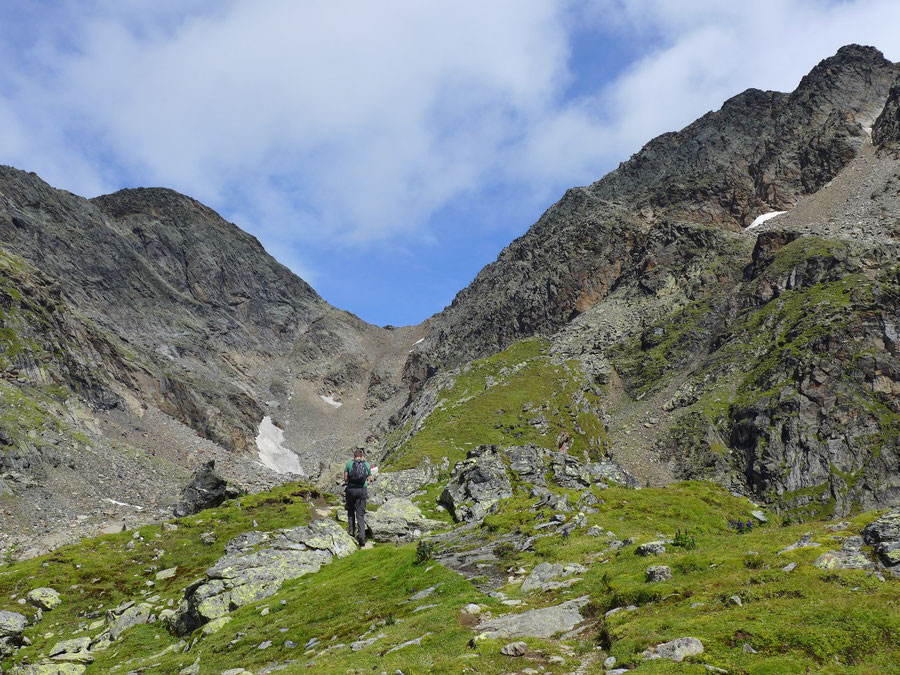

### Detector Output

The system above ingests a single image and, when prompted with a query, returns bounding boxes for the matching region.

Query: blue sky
[1,1,898,326]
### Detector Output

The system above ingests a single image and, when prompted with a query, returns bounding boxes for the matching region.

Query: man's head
[353,448,364,459]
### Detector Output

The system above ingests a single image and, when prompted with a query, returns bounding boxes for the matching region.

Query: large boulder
[440,446,512,522]
[173,460,244,517]
[366,498,444,543]
[27,587,61,611]
[642,637,704,662]
[520,562,586,593]
[476,596,589,639]
[863,508,900,567]
[170,518,356,635]
[814,536,875,570]
[0,610,27,657]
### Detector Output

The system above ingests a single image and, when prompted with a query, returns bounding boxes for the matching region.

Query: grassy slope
[385,338,609,471]
[2,479,898,673]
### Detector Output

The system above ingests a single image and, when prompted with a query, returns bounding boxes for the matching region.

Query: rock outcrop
[0,610,27,657]
[873,74,900,153]
[863,508,900,567]
[170,518,356,635]
[475,596,589,639]
[172,460,243,517]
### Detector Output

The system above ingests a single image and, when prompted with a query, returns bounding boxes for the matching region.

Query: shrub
[673,528,698,550]
[415,539,436,564]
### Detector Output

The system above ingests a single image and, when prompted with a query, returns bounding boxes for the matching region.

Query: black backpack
[349,459,368,484]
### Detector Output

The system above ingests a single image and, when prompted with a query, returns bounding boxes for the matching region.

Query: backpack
[349,459,368,484]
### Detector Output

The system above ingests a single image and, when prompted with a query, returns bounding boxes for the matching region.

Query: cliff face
[393,45,900,516]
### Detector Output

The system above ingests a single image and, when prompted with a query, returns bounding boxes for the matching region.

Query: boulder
[476,596,589,639]
[49,637,91,657]
[642,637,704,662]
[8,665,87,674]
[0,609,28,657]
[170,518,356,635]
[0,610,28,637]
[520,562,585,593]
[500,641,528,656]
[440,446,512,522]
[107,602,153,640]
[173,460,244,517]
[863,508,900,566]
[26,588,61,611]
[368,463,438,506]
[646,565,672,582]
[636,541,669,556]
[366,498,444,543]
[814,536,875,570]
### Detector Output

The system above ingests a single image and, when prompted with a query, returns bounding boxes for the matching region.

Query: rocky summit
[1,44,900,673]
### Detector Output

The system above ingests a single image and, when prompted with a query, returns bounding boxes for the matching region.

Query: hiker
[344,448,373,545]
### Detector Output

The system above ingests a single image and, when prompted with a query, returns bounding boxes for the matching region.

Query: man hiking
[344,448,373,545]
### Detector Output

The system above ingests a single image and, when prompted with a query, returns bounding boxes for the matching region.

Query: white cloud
[0,0,898,268]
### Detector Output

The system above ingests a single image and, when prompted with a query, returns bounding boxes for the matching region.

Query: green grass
[386,338,610,470]
[0,483,318,672]
[2,477,900,674]
[448,481,900,673]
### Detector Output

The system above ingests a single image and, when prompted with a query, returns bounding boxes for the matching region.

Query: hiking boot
[357,535,366,547]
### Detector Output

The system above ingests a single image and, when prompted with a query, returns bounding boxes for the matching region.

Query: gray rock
[26,588,61,610]
[368,464,438,505]
[728,595,743,607]
[170,518,357,635]
[751,510,768,523]
[636,540,669,556]
[520,563,564,592]
[49,637,91,657]
[782,562,797,572]
[351,633,386,651]
[743,642,758,654]
[863,508,900,566]
[778,533,821,555]
[107,602,153,640]
[500,641,528,656]
[646,565,672,582]
[0,610,28,658]
[0,610,28,637]
[642,636,704,662]
[384,633,431,654]
[603,655,617,668]
[173,460,243,517]
[477,596,589,639]
[813,547,875,570]
[178,659,200,675]
[439,446,512,522]
[410,584,442,600]
[366,498,443,543]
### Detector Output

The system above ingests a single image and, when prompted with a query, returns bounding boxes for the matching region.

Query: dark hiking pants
[346,486,367,544]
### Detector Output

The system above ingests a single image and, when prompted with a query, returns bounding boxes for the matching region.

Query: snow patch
[102,498,144,511]
[321,395,342,408]
[747,211,786,230]
[413,338,424,345]
[256,416,305,475]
